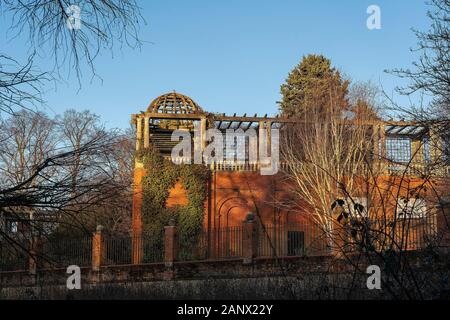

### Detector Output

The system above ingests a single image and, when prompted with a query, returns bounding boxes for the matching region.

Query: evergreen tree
[279,54,350,119]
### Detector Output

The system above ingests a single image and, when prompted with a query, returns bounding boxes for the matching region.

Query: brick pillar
[132,232,143,265]
[242,213,258,264]
[131,163,145,264]
[164,222,178,267]
[92,225,104,272]
[436,200,450,252]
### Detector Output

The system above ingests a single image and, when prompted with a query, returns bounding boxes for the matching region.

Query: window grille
[386,137,411,163]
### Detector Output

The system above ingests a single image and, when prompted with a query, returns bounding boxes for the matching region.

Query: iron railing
[171,156,450,178]
[0,238,29,271]
[137,232,165,263]
[0,215,442,272]
[177,226,243,261]
[104,235,132,265]
[353,215,439,252]
[213,226,243,259]
[104,232,165,265]
[177,230,209,261]
[40,235,92,268]
[257,222,329,257]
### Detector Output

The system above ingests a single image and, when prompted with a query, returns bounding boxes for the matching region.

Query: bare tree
[0,110,135,271]
[0,54,47,114]
[53,110,134,233]
[1,0,145,82]
[389,0,449,117]
[0,110,57,187]
[57,109,102,192]
[348,80,384,120]
[0,130,119,261]
[280,104,380,249]
[281,113,448,298]
[88,129,134,234]
[0,0,145,118]
[0,1,144,246]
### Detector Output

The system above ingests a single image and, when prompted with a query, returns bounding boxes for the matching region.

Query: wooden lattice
[147,91,203,114]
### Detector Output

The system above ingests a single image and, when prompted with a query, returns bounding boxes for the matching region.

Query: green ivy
[136,147,208,255]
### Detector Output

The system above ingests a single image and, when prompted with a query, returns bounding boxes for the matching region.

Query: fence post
[92,225,104,272]
[242,213,257,264]
[164,220,177,267]
[436,199,450,253]
[29,235,42,275]
[132,232,143,265]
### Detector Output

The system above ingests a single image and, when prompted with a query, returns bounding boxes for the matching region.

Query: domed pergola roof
[147,91,203,114]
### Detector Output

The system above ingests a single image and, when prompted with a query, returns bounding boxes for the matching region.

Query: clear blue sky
[0,0,431,129]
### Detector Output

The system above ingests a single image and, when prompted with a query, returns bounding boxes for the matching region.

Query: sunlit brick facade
[131,92,449,259]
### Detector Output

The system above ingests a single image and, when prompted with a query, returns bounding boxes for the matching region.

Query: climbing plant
[136,146,208,256]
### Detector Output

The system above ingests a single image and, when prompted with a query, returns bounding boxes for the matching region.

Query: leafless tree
[0,0,144,117]
[89,129,134,234]
[348,80,385,119]
[280,100,381,247]
[0,0,144,266]
[329,137,448,299]
[0,131,117,258]
[0,110,134,271]
[57,110,102,192]
[0,54,47,114]
[53,110,134,233]
[389,0,449,117]
[1,0,145,83]
[0,110,58,187]
[279,79,449,298]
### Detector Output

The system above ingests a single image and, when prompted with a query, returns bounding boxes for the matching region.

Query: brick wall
[1,252,448,299]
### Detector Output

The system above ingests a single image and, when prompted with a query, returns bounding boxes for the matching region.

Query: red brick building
[131,92,449,259]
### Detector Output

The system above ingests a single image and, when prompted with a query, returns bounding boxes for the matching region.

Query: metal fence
[0,215,441,272]
[177,230,209,261]
[179,223,328,261]
[104,235,132,265]
[257,222,330,257]
[177,226,243,261]
[1,235,93,271]
[0,239,29,271]
[157,217,438,262]
[40,235,92,268]
[213,226,243,259]
[355,215,439,252]
[136,232,164,263]
[104,232,164,265]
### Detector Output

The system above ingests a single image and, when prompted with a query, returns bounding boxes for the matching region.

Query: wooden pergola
[131,92,436,165]
[131,92,300,152]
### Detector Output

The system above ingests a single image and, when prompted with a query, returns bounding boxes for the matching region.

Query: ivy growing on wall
[136,147,208,255]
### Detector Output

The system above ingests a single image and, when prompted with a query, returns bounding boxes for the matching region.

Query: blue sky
[0,1,431,129]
